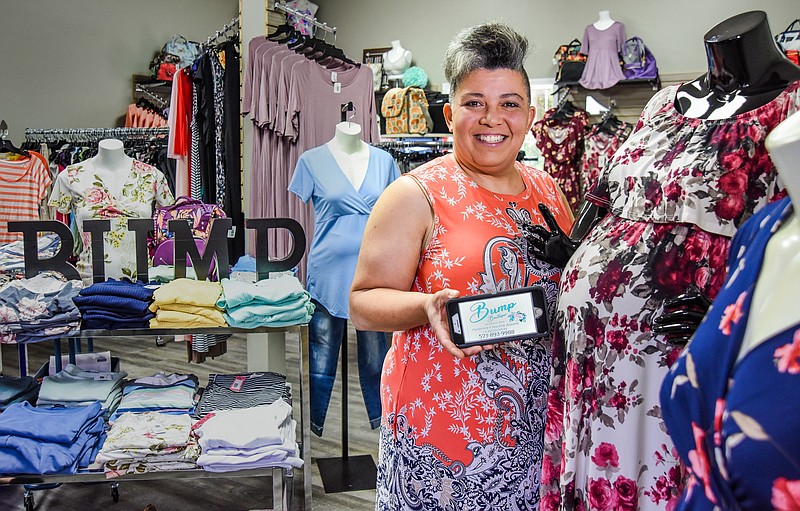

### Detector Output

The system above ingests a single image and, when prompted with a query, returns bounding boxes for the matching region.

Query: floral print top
[531,108,590,213]
[588,82,800,237]
[49,159,174,283]
[580,122,631,197]
[661,197,800,510]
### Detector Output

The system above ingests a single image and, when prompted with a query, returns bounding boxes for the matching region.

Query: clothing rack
[24,127,169,144]
[134,85,169,109]
[204,16,239,47]
[597,100,617,123]
[273,2,336,37]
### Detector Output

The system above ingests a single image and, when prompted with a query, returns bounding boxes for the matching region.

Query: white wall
[1,1,797,143]
[311,0,798,89]
[0,0,238,142]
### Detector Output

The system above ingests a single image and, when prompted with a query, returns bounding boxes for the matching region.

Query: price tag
[330,72,338,82]
[333,82,342,94]
[229,375,246,392]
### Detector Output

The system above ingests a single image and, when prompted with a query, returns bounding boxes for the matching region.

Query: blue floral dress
[661,196,800,510]
[541,82,800,511]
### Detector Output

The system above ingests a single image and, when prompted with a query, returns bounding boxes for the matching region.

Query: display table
[1,324,312,511]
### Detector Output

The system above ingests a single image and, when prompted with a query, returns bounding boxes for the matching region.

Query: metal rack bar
[24,127,169,143]
[274,1,336,36]
[205,16,240,47]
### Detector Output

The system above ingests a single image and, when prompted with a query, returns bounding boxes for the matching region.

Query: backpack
[553,39,587,84]
[621,36,658,80]
[151,196,226,250]
[381,87,433,135]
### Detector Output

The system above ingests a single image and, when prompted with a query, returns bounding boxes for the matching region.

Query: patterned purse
[381,87,433,135]
[151,196,226,250]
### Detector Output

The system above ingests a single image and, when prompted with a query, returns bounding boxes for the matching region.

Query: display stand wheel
[111,481,120,502]
[23,490,34,511]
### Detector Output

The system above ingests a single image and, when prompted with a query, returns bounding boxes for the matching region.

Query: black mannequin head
[675,11,800,119]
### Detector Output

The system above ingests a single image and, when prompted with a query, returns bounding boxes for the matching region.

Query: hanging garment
[541,81,800,511]
[0,152,52,244]
[531,108,589,213]
[579,21,627,90]
[377,155,573,510]
[579,121,631,197]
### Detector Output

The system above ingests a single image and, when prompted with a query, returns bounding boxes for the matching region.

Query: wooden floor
[0,329,380,510]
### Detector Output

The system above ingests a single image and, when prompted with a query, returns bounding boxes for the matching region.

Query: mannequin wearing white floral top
[48,139,174,283]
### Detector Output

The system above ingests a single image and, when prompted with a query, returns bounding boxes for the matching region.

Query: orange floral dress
[376,155,573,510]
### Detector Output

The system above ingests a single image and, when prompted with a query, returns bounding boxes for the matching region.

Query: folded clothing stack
[194,400,302,472]
[0,401,106,474]
[149,279,226,328]
[93,412,199,478]
[217,274,314,328]
[109,372,199,422]
[37,363,128,420]
[72,278,156,330]
[0,375,39,412]
[194,371,291,419]
[0,271,83,344]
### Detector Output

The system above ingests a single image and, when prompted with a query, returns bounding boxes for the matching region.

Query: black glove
[524,203,580,269]
[652,291,712,345]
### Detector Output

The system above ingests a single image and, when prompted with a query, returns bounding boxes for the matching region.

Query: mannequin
[382,40,412,80]
[288,127,399,436]
[578,10,626,89]
[675,10,800,120]
[659,111,800,510]
[326,121,369,190]
[593,10,615,30]
[536,11,800,511]
[92,139,133,198]
[740,110,800,358]
[534,11,800,265]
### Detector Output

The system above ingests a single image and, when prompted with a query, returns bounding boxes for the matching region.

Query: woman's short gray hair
[443,22,530,103]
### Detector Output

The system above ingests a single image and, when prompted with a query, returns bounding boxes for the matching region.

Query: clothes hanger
[0,120,30,157]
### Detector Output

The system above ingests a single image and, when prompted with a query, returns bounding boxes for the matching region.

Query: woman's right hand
[426,289,494,359]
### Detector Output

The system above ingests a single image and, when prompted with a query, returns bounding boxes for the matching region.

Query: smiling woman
[349,21,574,510]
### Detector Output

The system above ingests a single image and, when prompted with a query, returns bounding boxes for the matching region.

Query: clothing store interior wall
[1,0,797,142]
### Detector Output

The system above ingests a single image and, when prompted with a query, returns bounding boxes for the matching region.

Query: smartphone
[446,286,550,348]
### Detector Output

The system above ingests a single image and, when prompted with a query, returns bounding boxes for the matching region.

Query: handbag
[553,39,587,84]
[149,34,202,80]
[621,36,659,80]
[381,87,433,135]
[775,19,800,54]
[151,196,227,250]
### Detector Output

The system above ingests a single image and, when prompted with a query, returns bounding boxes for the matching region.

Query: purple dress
[579,22,627,90]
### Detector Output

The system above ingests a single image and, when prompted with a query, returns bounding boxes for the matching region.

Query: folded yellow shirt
[149,279,223,312]
[150,308,227,328]
[157,303,224,319]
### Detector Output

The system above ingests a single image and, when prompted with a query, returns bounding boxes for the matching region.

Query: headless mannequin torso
[593,10,615,31]
[92,138,133,198]
[675,11,800,120]
[739,110,800,360]
[326,122,369,190]
[383,40,412,80]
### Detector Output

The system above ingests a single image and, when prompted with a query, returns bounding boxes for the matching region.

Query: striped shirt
[0,153,52,243]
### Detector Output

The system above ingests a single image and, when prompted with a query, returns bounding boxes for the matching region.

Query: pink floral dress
[661,196,800,510]
[541,82,800,511]
[49,159,174,283]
